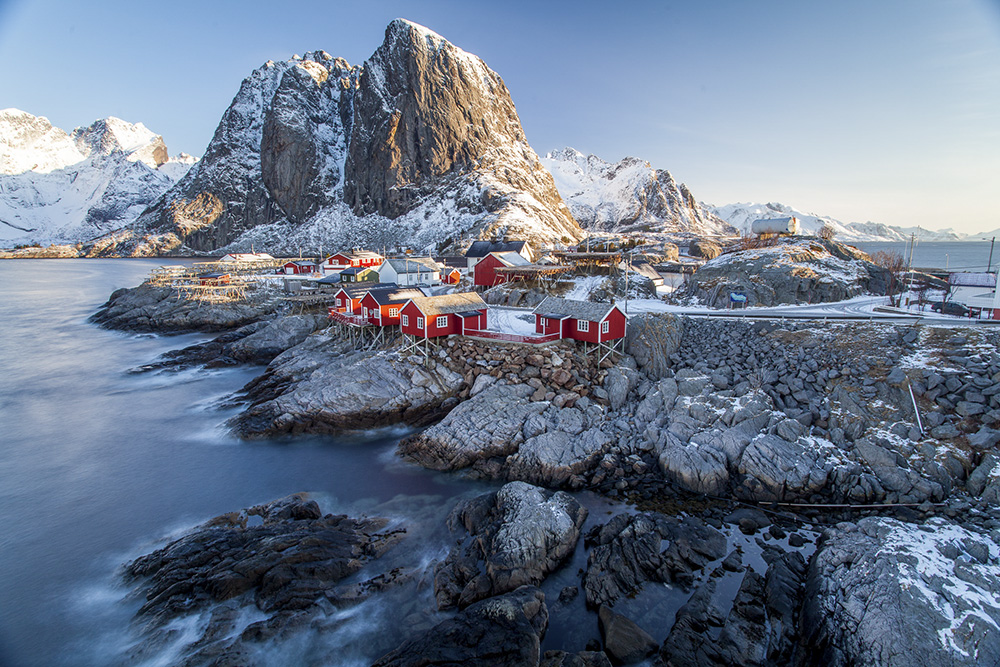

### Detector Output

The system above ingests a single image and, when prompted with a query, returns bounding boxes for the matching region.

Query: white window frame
[401,314,409,327]
[337,298,344,307]
[417,317,424,329]
[389,308,399,317]
[436,315,448,328]
[601,320,610,334]
[577,319,590,332]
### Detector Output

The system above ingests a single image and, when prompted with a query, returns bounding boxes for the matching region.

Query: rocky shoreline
[105,282,1000,666]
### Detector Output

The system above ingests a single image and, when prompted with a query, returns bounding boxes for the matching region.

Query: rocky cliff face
[0,109,195,246]
[344,20,579,245]
[542,148,733,236]
[87,20,582,257]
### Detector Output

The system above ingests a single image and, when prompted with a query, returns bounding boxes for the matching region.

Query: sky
[1,0,998,234]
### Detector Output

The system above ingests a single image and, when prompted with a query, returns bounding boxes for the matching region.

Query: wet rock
[372,586,548,667]
[583,514,726,607]
[597,605,658,665]
[125,494,404,636]
[92,282,281,333]
[434,482,587,609]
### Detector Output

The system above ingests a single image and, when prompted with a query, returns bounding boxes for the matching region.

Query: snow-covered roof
[384,257,440,274]
[332,282,397,296]
[220,252,274,262]
[949,272,996,287]
[490,251,531,267]
[465,241,529,258]
[534,296,619,322]
[369,287,425,305]
[407,292,486,318]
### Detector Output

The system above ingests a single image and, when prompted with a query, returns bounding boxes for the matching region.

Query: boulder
[597,605,658,665]
[434,482,587,609]
[801,518,1000,667]
[624,314,684,379]
[372,586,549,667]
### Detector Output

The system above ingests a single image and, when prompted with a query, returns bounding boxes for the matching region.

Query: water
[0,259,796,666]
[853,241,998,272]
[0,259,498,666]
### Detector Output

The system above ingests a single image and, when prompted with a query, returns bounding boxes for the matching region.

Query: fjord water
[0,259,496,666]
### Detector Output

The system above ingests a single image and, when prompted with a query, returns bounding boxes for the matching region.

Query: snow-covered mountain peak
[541,147,732,236]
[0,108,87,175]
[71,117,168,168]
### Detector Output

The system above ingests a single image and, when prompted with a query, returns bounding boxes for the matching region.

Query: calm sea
[853,241,999,272]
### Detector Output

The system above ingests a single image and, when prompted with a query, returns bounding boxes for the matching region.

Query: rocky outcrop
[656,551,807,667]
[434,482,587,609]
[683,238,891,307]
[128,314,329,371]
[801,517,1000,667]
[624,313,684,379]
[345,20,581,247]
[398,382,614,487]
[372,586,549,667]
[582,513,726,608]
[91,282,282,333]
[230,343,464,437]
[126,494,403,619]
[541,148,734,236]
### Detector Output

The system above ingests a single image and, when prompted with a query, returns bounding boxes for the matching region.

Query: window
[601,320,610,334]
[401,314,409,327]
[389,308,399,317]
[337,298,344,307]
[577,320,590,332]
[417,317,424,329]
[436,316,448,328]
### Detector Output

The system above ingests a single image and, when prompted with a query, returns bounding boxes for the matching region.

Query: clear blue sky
[1,0,998,233]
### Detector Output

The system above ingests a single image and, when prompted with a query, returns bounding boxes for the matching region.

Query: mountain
[0,109,196,246]
[88,19,583,257]
[540,148,734,236]
[707,201,967,243]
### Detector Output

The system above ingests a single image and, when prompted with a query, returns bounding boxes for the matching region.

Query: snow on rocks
[434,482,587,609]
[802,517,1000,667]
[683,238,891,308]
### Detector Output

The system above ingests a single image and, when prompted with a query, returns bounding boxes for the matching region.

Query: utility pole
[904,233,916,303]
[988,237,996,273]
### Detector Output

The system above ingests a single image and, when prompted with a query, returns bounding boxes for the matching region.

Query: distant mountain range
[0,109,195,246]
[705,201,995,243]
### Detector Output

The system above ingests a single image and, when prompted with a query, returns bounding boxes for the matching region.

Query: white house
[377,257,442,286]
[464,241,534,268]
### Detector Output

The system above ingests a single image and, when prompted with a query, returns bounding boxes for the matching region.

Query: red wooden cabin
[358,287,426,325]
[198,272,231,286]
[330,283,398,313]
[399,292,487,339]
[533,296,627,344]
[473,251,531,287]
[323,250,385,273]
[441,268,462,285]
[284,260,318,275]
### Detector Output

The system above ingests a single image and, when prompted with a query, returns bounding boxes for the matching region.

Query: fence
[462,329,561,345]
[328,309,371,327]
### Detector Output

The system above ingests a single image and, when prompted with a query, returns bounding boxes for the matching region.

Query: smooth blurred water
[0,259,492,666]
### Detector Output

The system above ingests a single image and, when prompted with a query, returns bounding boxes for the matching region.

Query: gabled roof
[534,296,619,322]
[489,251,531,267]
[369,287,426,305]
[950,272,996,287]
[198,272,230,279]
[340,266,377,276]
[382,257,441,274]
[406,292,486,318]
[465,241,529,258]
[332,282,398,297]
[285,260,316,266]
[327,250,384,262]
